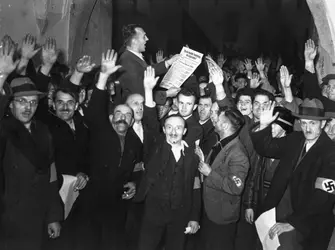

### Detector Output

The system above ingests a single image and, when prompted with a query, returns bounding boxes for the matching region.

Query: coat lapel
[124,50,147,69]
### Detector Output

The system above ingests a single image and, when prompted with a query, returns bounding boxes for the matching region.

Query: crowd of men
[0,23,335,250]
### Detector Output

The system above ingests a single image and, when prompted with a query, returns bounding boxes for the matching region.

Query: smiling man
[117,24,179,104]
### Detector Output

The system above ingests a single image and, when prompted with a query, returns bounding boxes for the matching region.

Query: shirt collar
[127,49,144,61]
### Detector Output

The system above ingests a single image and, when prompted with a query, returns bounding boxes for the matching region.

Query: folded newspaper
[59,175,79,219]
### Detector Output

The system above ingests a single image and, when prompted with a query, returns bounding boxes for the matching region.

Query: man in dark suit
[177,88,204,147]
[134,67,201,250]
[199,105,249,250]
[66,50,143,250]
[197,95,217,157]
[251,99,335,250]
[117,24,180,104]
[0,74,63,249]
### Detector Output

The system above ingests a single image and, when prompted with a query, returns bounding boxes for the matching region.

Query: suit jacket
[203,137,249,224]
[117,50,168,104]
[185,115,204,147]
[82,87,142,212]
[134,106,201,222]
[251,126,335,249]
[34,72,90,177]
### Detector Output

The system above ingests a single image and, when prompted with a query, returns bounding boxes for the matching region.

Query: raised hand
[76,55,96,73]
[42,37,58,66]
[0,38,19,75]
[304,39,317,62]
[143,66,159,90]
[156,49,166,63]
[217,53,226,68]
[165,54,180,67]
[21,34,40,60]
[210,67,224,86]
[280,65,292,89]
[250,73,261,89]
[237,60,245,73]
[166,87,181,98]
[101,49,121,76]
[255,57,265,73]
[244,58,253,71]
[259,101,279,129]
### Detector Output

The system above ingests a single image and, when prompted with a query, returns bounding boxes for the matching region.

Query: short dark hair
[235,88,254,103]
[164,114,186,128]
[177,88,198,104]
[122,24,143,47]
[253,88,274,102]
[218,106,245,133]
[234,73,247,81]
[53,87,79,103]
[199,94,213,103]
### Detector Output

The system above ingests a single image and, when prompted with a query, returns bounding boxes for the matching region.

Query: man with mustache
[251,99,335,249]
[0,38,62,249]
[24,38,90,196]
[134,67,201,250]
[66,49,142,250]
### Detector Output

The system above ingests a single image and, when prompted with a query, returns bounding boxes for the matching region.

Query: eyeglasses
[14,98,38,107]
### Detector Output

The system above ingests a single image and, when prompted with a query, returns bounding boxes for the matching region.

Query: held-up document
[59,175,79,219]
[160,47,203,89]
[255,207,281,250]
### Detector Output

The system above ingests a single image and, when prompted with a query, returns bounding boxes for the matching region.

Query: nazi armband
[315,177,335,194]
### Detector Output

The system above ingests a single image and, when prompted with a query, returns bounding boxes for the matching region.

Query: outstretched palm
[143,66,159,90]
[259,101,279,128]
[76,55,96,73]
[280,65,292,89]
[101,49,121,76]
[304,39,317,62]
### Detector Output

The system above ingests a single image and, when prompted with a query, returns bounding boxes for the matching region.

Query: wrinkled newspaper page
[160,47,203,89]
[59,175,79,219]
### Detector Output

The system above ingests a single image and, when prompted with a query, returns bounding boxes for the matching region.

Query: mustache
[115,120,128,126]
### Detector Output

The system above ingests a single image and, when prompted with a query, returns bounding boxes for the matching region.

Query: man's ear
[109,114,114,124]
[321,120,327,129]
[162,126,166,134]
[193,104,198,111]
[9,101,13,109]
[75,102,79,111]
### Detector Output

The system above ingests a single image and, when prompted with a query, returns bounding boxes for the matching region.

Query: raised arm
[143,66,161,133]
[302,39,322,100]
[85,49,121,127]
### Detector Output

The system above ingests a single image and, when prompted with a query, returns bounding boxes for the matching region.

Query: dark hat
[10,77,44,97]
[273,106,294,133]
[292,98,326,120]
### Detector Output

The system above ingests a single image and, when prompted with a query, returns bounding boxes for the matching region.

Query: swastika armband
[315,177,335,194]
[232,176,242,188]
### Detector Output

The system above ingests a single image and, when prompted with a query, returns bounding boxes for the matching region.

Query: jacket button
[104,164,108,168]
[13,165,18,169]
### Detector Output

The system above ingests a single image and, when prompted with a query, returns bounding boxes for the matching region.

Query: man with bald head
[134,67,201,250]
[68,50,142,250]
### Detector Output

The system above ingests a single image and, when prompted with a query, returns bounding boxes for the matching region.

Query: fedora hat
[10,77,44,97]
[292,98,326,120]
[273,106,295,133]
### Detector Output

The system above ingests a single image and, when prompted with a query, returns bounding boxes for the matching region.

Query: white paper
[255,208,281,250]
[59,175,79,220]
[160,47,203,89]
